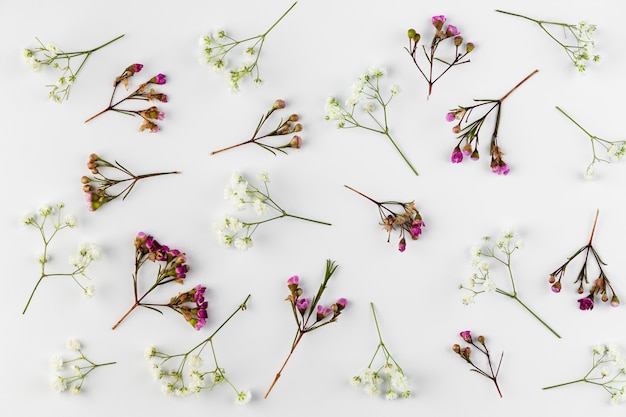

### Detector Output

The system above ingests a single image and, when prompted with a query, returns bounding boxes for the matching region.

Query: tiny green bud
[407,28,416,39]
[466,42,475,53]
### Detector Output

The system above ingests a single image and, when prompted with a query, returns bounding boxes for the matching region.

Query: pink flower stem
[264,330,304,399]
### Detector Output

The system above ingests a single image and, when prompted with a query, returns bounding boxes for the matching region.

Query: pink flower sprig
[453,330,503,398]
[405,15,474,98]
[446,69,539,175]
[145,294,251,402]
[344,185,425,253]
[82,153,180,211]
[112,232,205,330]
[549,210,620,311]
[84,64,168,132]
[210,99,302,156]
[265,260,347,398]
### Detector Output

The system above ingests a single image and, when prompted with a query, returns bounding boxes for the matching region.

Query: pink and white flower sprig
[549,210,620,311]
[452,331,503,398]
[555,106,626,179]
[210,99,302,156]
[112,232,206,330]
[405,15,474,98]
[265,260,347,398]
[215,172,331,251]
[23,34,124,102]
[145,294,252,403]
[50,339,116,395]
[325,66,418,176]
[21,203,101,314]
[543,344,626,404]
[84,64,167,132]
[344,185,425,252]
[459,228,561,338]
[446,69,539,175]
[350,302,411,400]
[82,153,180,211]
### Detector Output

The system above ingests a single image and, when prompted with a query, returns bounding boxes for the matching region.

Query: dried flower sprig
[199,2,297,91]
[112,232,205,330]
[145,294,251,403]
[405,15,474,98]
[350,303,411,400]
[459,228,561,338]
[23,34,124,102]
[549,210,619,310]
[555,106,626,179]
[84,64,168,132]
[452,330,503,398]
[543,344,626,404]
[344,185,425,253]
[446,69,538,175]
[214,172,331,251]
[21,203,101,314]
[325,65,418,176]
[210,99,302,156]
[81,153,180,211]
[496,10,599,73]
[265,260,347,398]
[50,339,116,394]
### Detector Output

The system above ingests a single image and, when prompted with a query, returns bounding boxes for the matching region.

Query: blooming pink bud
[611,295,620,307]
[287,275,299,286]
[149,74,166,85]
[335,298,347,311]
[398,237,406,252]
[316,305,332,321]
[466,42,475,53]
[451,146,463,163]
[460,330,472,343]
[578,296,594,311]
[432,15,446,30]
[446,25,460,37]
[551,281,562,293]
[446,112,456,122]
[296,297,310,314]
[132,64,144,73]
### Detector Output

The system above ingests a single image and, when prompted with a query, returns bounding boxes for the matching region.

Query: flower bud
[81,176,91,184]
[273,99,286,110]
[551,281,562,293]
[477,335,485,345]
[466,42,475,53]
[89,153,99,162]
[611,295,620,307]
[470,149,480,160]
[602,293,609,302]
[452,344,461,354]
[548,274,556,284]
[288,114,299,122]
[407,28,417,39]
[460,330,472,343]
[452,124,461,134]
[453,36,463,47]
[82,184,92,192]
[289,135,302,149]
[398,237,406,252]
[293,123,303,132]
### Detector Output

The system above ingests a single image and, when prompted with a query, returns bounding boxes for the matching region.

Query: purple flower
[149,73,166,85]
[491,162,510,175]
[410,220,425,237]
[446,25,460,37]
[335,298,347,311]
[287,275,299,286]
[133,63,144,73]
[446,112,456,122]
[296,297,310,314]
[398,237,406,252]
[578,296,594,311]
[432,15,446,29]
[460,330,472,343]
[451,147,463,163]
[316,305,332,320]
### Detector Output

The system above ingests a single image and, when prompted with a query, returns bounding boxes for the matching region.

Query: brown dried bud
[81,176,91,184]
[91,168,99,175]
[454,36,463,47]
[89,153,99,162]
[452,344,461,354]
[602,293,609,302]
[289,135,302,149]
[288,114,299,122]
[273,99,286,110]
[293,123,303,132]
[452,124,461,134]
[82,184,92,192]
[87,161,97,170]
[477,335,485,345]
[548,274,556,284]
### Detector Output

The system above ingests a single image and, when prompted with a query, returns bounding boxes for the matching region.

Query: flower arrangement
[199,2,297,91]
[210,99,302,155]
[84,64,168,132]
[446,69,538,175]
[452,330,503,397]
[496,10,599,72]
[265,260,347,398]
[21,203,101,314]
[50,339,116,394]
[548,210,619,310]
[23,34,124,102]
[344,185,424,252]
[81,153,180,211]
[112,232,204,330]
[543,344,626,403]
[324,65,418,176]
[145,294,251,402]
[405,15,474,98]
[350,303,411,399]
[555,106,626,179]
[214,172,331,251]
[459,228,561,338]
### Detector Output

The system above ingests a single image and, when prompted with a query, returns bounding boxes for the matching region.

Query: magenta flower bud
[432,15,446,30]
[316,305,332,321]
[287,275,299,286]
[446,25,460,37]
[451,146,463,163]
[466,42,475,53]
[410,220,424,237]
[611,295,620,307]
[335,298,347,311]
[578,296,594,311]
[460,330,472,343]
[398,237,406,252]
[296,297,310,314]
[150,73,166,85]
[446,112,456,122]
[133,63,144,73]
[470,149,479,160]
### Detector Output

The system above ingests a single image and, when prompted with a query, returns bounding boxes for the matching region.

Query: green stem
[263,2,297,37]
[384,131,419,176]
[497,291,561,338]
[555,106,594,137]
[542,378,586,390]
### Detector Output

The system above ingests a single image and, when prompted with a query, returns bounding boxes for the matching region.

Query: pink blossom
[150,73,166,85]
[578,296,594,311]
[335,298,347,310]
[446,25,460,37]
[451,147,463,163]
[432,15,446,28]
[446,112,456,122]
[460,330,472,343]
[611,295,620,307]
[287,275,299,286]
[398,237,406,252]
[316,305,331,320]
[296,297,310,313]
[410,220,425,237]
[492,163,510,175]
[133,63,144,73]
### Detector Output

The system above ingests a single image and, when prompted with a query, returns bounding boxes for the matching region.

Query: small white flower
[70,385,81,395]
[50,375,67,392]
[236,390,252,405]
[368,65,387,78]
[67,339,81,351]
[514,239,524,249]
[359,367,374,384]
[350,375,362,387]
[161,382,176,394]
[188,355,203,370]
[600,367,610,377]
[462,294,475,305]
[84,285,95,298]
[593,344,606,355]
[175,386,190,397]
[253,198,269,215]
[257,172,270,183]
[362,101,375,113]
[50,355,64,371]
[390,84,401,95]
[483,278,496,292]
[466,275,476,288]
[234,236,253,251]
[385,390,398,400]
[144,346,157,359]
[585,163,595,180]
[38,204,53,216]
[64,214,77,227]
[71,365,82,376]
[364,383,379,396]
[151,364,164,380]
[390,372,409,392]
[20,213,36,225]
[502,228,515,239]
[45,43,58,53]
[480,262,490,272]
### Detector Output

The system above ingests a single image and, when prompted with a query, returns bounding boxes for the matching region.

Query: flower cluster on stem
[214,172,331,251]
[446,69,538,175]
[452,331,503,398]
[543,344,626,404]
[350,303,411,400]
[145,294,251,403]
[21,203,101,314]
[23,34,124,102]
[344,185,424,252]
[50,339,116,394]
[549,210,619,311]
[211,99,302,156]
[265,260,347,398]
[199,2,297,91]
[555,106,626,179]
[84,64,168,132]
[459,228,561,338]
[405,15,474,98]
[496,10,599,73]
[112,232,204,330]
[82,153,180,211]
[324,65,418,176]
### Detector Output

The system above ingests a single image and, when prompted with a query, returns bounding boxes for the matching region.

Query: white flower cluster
[22,43,76,102]
[350,364,411,400]
[571,21,600,73]
[49,339,114,394]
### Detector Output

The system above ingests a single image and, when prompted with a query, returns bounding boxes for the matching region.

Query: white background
[2,0,626,415]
